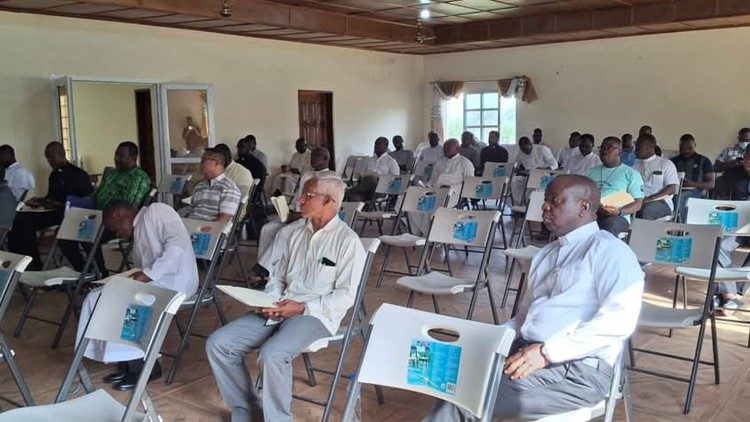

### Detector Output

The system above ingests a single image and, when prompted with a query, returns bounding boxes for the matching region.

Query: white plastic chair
[356,174,411,236]
[14,207,106,348]
[457,176,510,251]
[376,186,451,287]
[482,162,511,179]
[341,303,516,422]
[339,201,365,228]
[156,173,193,207]
[163,218,231,384]
[0,251,35,407]
[0,276,186,422]
[626,218,723,414]
[396,207,502,323]
[342,156,368,185]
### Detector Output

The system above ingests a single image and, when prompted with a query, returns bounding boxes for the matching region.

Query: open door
[50,76,77,162]
[157,83,216,179]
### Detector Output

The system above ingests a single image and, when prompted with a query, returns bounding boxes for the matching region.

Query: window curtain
[430,81,465,139]
[498,76,537,103]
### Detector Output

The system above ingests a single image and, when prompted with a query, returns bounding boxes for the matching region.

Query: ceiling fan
[414,20,436,44]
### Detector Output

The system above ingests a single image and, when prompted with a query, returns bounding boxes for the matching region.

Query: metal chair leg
[376,245,392,288]
[0,335,35,406]
[501,258,516,309]
[302,353,317,387]
[431,295,440,314]
[486,280,500,325]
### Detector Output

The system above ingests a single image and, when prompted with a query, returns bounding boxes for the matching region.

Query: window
[57,85,72,160]
[445,91,516,145]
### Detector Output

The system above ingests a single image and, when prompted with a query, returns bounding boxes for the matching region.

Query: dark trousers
[8,210,63,271]
[637,199,672,220]
[58,229,113,275]
[597,214,630,236]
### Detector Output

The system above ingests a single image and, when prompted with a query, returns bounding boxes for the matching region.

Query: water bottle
[121,292,156,343]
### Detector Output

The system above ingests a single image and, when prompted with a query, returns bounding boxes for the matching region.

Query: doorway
[298,90,334,170]
[135,89,156,182]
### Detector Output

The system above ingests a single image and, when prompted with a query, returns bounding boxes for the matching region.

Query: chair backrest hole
[0,261,9,268]
[427,328,460,342]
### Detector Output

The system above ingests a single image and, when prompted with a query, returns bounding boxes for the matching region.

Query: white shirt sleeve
[542,146,559,170]
[662,159,680,188]
[142,213,191,282]
[264,241,288,299]
[388,158,400,176]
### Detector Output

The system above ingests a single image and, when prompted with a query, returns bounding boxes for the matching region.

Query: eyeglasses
[300,192,329,200]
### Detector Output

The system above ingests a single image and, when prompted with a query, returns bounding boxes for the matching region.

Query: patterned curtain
[430,81,465,139]
[498,76,537,103]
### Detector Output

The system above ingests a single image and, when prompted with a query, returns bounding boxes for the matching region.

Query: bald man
[424,175,644,421]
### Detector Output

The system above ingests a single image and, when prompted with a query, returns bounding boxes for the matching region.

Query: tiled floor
[1,219,749,421]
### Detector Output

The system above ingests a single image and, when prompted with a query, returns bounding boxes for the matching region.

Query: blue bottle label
[191,232,211,256]
[492,166,506,178]
[407,339,461,396]
[338,209,347,221]
[121,304,152,343]
[655,232,693,263]
[475,181,493,198]
[708,208,739,232]
[169,178,184,194]
[417,194,437,212]
[77,215,97,241]
[540,174,555,189]
[388,178,403,194]
[453,218,478,243]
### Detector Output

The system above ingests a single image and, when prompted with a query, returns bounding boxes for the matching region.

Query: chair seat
[501,246,540,261]
[638,301,702,328]
[303,326,347,353]
[535,401,605,421]
[396,271,475,295]
[676,266,750,282]
[357,211,396,220]
[378,233,426,247]
[0,389,144,421]
[20,267,81,287]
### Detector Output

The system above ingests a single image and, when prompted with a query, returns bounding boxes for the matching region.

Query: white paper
[217,285,278,309]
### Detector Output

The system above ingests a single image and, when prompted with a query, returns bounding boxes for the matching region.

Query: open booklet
[217,285,279,311]
[601,191,635,209]
[270,195,290,223]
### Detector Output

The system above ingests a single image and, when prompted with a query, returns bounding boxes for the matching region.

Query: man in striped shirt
[188,148,241,223]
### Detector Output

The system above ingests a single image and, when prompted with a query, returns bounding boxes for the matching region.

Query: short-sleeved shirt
[389,149,415,172]
[188,173,241,221]
[634,155,680,209]
[670,153,713,187]
[5,162,35,201]
[458,145,480,170]
[587,164,644,221]
[47,162,93,204]
[715,143,747,167]
[251,149,268,168]
[94,166,151,209]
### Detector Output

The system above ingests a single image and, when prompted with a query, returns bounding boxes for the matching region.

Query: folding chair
[242,179,265,247]
[356,174,410,236]
[156,173,192,205]
[626,218,723,414]
[163,218,230,384]
[376,186,451,287]
[500,190,545,314]
[0,276,186,422]
[481,162,511,179]
[291,238,382,421]
[457,176,509,249]
[0,201,23,251]
[14,207,106,348]
[342,303,516,422]
[216,192,251,284]
[0,252,35,408]
[397,207,502,324]
[338,201,365,228]
[510,169,566,237]
[342,156,367,186]
[536,342,633,422]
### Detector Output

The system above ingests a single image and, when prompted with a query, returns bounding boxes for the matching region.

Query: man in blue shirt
[620,133,636,166]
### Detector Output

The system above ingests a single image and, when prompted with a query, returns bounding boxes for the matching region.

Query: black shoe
[103,363,128,384]
[113,361,162,391]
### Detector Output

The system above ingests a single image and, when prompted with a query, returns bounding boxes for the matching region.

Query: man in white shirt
[345,137,399,202]
[0,145,35,200]
[272,138,311,195]
[424,175,644,421]
[633,133,679,220]
[429,138,475,194]
[207,173,365,422]
[77,200,199,391]
[556,132,580,168]
[511,136,558,204]
[414,131,440,160]
[413,132,443,182]
[564,134,601,175]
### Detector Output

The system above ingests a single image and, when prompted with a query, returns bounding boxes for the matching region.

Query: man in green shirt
[60,142,152,273]
[586,136,644,235]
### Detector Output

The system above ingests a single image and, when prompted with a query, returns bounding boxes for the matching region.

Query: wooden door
[135,89,157,183]
[298,90,334,170]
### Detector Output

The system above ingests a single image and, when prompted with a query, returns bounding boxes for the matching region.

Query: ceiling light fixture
[419,0,431,4]
[219,0,232,18]
[419,9,431,20]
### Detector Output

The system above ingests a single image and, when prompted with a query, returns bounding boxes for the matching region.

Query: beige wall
[424,27,750,160]
[0,12,424,196]
[72,81,149,175]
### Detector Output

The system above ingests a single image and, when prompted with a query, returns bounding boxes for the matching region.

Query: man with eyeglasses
[586,136,644,235]
[207,173,365,422]
[185,148,241,223]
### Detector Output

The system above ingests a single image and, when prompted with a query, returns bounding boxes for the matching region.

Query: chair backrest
[524,190,545,223]
[628,219,722,269]
[181,218,231,260]
[686,197,750,236]
[427,207,501,248]
[374,174,410,196]
[482,162,510,179]
[342,156,367,180]
[0,251,32,321]
[526,169,568,191]
[400,186,452,214]
[157,174,193,194]
[458,176,508,201]
[56,207,103,244]
[339,201,365,227]
[356,303,515,419]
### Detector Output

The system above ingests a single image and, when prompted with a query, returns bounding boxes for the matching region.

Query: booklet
[601,191,635,209]
[270,195,290,223]
[407,339,461,395]
[217,285,278,310]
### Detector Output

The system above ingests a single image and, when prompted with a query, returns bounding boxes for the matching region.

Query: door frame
[298,89,335,169]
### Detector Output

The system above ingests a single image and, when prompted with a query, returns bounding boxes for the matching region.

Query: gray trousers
[637,199,672,220]
[206,313,329,422]
[422,343,612,421]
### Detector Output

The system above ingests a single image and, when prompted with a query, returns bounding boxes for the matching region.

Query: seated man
[272,138,310,195]
[587,136,644,235]
[620,133,636,167]
[249,136,269,169]
[206,173,366,422]
[215,143,253,218]
[389,135,415,173]
[670,134,714,221]
[344,136,399,203]
[479,130,509,175]
[714,127,750,173]
[564,134,601,175]
[8,142,93,270]
[413,131,443,184]
[634,133,679,220]
[556,132,580,168]
[511,136,558,205]
[638,125,662,156]
[236,135,268,204]
[58,141,152,273]
[0,166,18,232]
[187,148,241,223]
[424,175,644,421]
[0,144,36,201]
[458,131,480,172]
[429,138,475,194]
[77,200,199,391]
